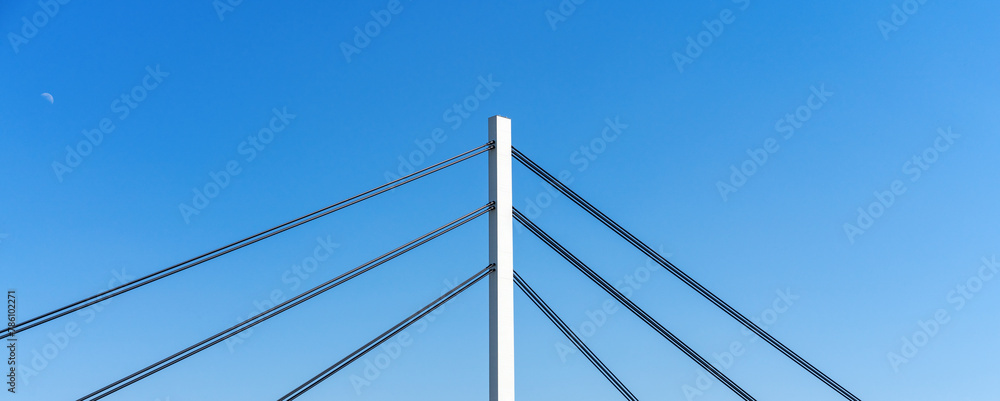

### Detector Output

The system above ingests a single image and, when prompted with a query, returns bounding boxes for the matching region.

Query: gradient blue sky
[2,1,999,400]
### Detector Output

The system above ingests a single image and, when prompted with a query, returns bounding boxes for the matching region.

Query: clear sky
[2,1,999,400]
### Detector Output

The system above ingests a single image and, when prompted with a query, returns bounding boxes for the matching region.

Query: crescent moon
[41,93,54,104]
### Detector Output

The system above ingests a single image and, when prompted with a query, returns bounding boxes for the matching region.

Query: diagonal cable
[513,270,638,401]
[1,142,491,341]
[77,203,493,401]
[515,208,756,401]
[279,264,495,401]
[512,146,860,401]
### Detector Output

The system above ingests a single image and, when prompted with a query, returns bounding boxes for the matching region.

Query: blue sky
[2,1,999,400]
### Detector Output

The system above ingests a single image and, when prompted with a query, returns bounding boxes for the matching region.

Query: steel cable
[514,270,638,401]
[279,264,495,401]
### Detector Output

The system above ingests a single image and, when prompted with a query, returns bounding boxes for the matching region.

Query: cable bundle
[513,147,860,401]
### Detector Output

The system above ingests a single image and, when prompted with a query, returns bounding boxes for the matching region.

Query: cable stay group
[7,132,861,401]
[513,146,860,401]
